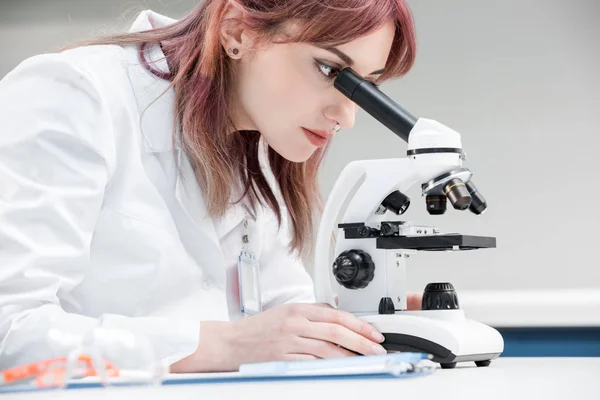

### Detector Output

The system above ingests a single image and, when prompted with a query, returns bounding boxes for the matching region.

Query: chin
[271,144,315,163]
[279,149,314,163]
[262,136,315,163]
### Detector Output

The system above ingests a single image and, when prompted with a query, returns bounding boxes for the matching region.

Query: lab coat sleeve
[0,54,199,370]
[259,207,317,309]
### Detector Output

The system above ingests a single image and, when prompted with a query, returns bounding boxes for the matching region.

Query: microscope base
[360,311,504,368]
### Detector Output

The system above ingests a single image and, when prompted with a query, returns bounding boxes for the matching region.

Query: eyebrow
[322,46,385,75]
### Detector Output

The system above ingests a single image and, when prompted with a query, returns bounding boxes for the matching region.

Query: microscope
[313,68,504,369]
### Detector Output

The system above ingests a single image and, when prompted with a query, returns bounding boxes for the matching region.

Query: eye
[314,59,381,88]
[315,60,379,88]
[314,60,340,83]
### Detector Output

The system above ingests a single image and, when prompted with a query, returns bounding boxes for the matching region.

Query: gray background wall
[1,1,599,295]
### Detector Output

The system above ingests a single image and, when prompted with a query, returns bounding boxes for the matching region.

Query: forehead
[277,19,395,57]
[334,20,396,75]
[268,19,396,78]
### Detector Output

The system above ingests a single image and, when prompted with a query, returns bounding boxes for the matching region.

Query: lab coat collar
[126,10,178,153]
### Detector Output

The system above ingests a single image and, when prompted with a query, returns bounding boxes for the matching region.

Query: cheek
[242,53,320,122]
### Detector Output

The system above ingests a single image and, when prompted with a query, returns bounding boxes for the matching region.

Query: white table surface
[459,288,600,327]
[6,358,600,400]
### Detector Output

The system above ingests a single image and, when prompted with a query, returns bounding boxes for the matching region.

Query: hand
[407,292,423,311]
[170,293,423,373]
[170,302,388,372]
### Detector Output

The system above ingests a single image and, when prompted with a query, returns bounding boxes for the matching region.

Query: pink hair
[66,0,417,257]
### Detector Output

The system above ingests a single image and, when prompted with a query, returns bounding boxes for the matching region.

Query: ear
[219,4,256,59]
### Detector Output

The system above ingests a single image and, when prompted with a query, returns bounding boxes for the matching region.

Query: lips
[302,127,330,147]
[304,128,331,139]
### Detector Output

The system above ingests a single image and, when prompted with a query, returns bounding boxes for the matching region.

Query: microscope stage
[376,234,496,251]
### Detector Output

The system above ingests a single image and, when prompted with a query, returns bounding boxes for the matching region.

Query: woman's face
[229,20,396,162]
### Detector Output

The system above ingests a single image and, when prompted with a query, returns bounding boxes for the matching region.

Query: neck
[227,88,256,135]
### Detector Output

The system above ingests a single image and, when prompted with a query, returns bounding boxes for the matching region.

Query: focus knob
[421,282,460,310]
[378,297,395,314]
[332,250,375,289]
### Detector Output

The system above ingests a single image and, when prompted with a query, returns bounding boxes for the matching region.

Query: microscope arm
[313,158,418,305]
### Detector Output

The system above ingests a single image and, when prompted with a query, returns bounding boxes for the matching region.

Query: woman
[0,0,419,373]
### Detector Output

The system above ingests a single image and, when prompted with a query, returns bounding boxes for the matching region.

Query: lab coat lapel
[172,157,249,287]
[173,157,247,287]
[173,151,225,282]
[124,18,246,286]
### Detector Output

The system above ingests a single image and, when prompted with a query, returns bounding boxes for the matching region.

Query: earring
[229,48,239,56]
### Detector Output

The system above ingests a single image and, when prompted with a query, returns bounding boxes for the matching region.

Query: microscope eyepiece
[333,67,364,99]
[334,68,418,143]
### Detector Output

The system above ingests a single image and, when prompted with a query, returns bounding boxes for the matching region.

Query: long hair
[65,0,416,258]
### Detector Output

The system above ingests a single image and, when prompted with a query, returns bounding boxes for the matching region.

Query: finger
[302,305,385,344]
[300,321,387,356]
[284,354,319,361]
[293,337,357,359]
[407,293,423,310]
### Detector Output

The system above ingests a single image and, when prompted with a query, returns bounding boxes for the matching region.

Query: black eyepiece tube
[334,68,418,143]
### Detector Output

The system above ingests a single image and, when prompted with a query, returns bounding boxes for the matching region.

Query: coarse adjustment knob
[332,250,375,289]
[421,282,460,310]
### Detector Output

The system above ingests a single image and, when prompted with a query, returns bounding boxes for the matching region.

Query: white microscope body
[313,71,504,368]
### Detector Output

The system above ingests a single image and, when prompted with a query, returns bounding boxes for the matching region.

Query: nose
[324,94,357,131]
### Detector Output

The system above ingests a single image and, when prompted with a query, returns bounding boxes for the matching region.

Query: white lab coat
[0,10,315,370]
